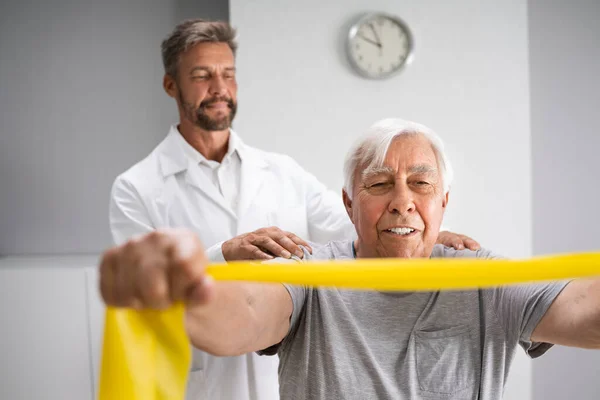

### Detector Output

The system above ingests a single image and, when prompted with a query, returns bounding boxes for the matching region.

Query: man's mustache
[200,96,235,109]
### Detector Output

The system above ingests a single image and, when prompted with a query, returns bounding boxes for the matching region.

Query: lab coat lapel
[158,129,236,219]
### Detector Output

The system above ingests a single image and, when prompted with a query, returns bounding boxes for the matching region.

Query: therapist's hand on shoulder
[222,227,312,261]
[99,228,213,309]
[437,231,480,251]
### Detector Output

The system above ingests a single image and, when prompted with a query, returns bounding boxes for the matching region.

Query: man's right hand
[222,227,312,261]
[99,228,213,309]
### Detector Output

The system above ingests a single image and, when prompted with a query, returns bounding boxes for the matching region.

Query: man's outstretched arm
[99,228,292,356]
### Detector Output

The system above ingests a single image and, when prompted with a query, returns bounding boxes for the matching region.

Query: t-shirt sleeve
[449,247,570,358]
[488,281,569,358]
[254,255,310,356]
[258,284,307,356]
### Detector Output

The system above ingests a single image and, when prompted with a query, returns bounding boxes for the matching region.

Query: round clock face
[347,13,414,79]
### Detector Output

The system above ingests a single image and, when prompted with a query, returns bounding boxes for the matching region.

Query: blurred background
[0,0,598,398]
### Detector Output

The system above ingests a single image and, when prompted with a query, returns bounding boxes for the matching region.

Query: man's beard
[180,92,237,131]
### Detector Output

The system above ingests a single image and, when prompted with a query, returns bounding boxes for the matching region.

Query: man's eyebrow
[361,166,394,180]
[409,164,438,174]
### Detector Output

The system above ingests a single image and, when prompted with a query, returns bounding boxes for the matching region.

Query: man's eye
[369,182,390,188]
[193,75,209,80]
[416,181,429,185]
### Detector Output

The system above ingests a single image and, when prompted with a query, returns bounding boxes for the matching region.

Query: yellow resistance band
[98,252,600,400]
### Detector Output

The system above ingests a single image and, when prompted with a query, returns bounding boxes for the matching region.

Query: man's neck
[177,120,230,162]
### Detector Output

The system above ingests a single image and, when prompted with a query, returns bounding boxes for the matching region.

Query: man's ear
[442,191,449,209]
[163,74,177,98]
[342,189,354,223]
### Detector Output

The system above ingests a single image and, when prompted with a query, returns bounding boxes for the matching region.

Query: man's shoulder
[302,240,355,261]
[244,144,294,163]
[242,142,308,173]
[112,138,166,194]
[301,242,503,261]
[431,244,503,260]
[265,242,352,267]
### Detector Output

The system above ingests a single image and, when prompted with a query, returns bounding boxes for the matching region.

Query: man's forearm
[574,279,600,349]
[185,281,291,356]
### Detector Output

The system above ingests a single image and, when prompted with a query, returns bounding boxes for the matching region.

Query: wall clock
[347,13,414,79]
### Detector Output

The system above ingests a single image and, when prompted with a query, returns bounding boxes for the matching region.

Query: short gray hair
[343,118,454,199]
[161,19,237,78]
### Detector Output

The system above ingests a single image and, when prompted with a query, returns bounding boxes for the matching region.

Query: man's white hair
[343,118,454,199]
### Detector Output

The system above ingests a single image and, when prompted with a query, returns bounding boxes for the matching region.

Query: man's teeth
[387,227,415,235]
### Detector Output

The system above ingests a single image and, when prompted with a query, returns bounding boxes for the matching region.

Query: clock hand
[357,33,381,48]
[369,23,382,47]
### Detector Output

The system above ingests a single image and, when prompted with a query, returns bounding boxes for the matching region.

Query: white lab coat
[109,126,355,400]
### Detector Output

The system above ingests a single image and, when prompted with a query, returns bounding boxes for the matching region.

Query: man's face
[168,42,238,131]
[343,134,448,259]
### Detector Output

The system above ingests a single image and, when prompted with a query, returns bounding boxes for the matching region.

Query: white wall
[529,1,600,399]
[87,267,105,394]
[231,1,532,397]
[0,258,98,400]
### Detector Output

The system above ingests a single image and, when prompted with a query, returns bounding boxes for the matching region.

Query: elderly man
[100,118,600,400]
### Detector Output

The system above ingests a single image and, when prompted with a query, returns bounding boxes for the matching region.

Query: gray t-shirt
[259,241,568,400]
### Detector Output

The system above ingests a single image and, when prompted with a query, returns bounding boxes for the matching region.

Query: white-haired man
[101,118,600,399]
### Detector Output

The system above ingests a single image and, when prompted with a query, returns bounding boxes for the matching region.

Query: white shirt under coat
[109,125,355,400]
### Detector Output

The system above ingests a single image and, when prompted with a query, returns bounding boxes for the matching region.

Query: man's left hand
[437,231,480,251]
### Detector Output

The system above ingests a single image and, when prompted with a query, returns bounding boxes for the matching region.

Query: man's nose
[388,185,416,215]
[209,75,227,96]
